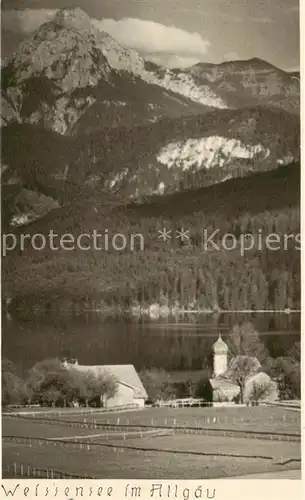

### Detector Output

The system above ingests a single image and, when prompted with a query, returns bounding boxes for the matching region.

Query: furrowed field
[2,406,301,479]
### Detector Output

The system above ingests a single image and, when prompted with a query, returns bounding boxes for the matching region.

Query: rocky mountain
[0,7,300,228]
[91,107,299,200]
[1,8,221,134]
[1,8,299,136]
[2,106,300,217]
[179,58,300,113]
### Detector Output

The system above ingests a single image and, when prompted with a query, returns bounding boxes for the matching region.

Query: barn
[66,362,148,408]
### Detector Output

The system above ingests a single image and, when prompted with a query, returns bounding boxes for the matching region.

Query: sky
[1,0,300,70]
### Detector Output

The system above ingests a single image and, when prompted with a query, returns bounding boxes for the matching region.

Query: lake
[2,311,300,373]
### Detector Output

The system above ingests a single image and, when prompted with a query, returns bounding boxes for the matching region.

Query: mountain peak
[53,7,92,30]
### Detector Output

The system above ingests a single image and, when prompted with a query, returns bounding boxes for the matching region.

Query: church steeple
[213,333,228,377]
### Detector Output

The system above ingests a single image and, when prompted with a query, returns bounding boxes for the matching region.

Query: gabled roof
[69,363,148,399]
[209,377,239,390]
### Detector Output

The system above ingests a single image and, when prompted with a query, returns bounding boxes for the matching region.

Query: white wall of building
[133,398,145,408]
[213,353,228,377]
[104,383,134,408]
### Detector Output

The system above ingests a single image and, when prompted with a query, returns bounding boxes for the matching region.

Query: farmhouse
[65,361,148,408]
[208,335,278,403]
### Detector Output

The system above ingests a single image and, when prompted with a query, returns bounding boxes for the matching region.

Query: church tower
[213,333,228,377]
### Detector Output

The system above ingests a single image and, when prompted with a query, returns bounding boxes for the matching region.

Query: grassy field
[3,417,170,440]
[2,405,301,479]
[2,437,300,479]
[9,405,301,434]
[3,416,300,459]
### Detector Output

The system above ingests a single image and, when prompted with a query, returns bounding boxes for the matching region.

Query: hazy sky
[1,0,300,70]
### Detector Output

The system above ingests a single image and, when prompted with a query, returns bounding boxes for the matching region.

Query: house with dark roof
[208,335,278,403]
[65,362,148,408]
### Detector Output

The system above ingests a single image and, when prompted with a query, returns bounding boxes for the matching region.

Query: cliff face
[1,8,220,134]
[1,106,300,216]
[1,8,300,225]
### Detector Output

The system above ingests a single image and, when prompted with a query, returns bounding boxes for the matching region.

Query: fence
[2,463,94,479]
[262,402,301,411]
[4,455,300,481]
[155,399,213,408]
[4,404,140,417]
[3,435,280,462]
[3,433,301,480]
[3,413,301,442]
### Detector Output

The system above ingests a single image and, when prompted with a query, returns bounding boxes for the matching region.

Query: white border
[0,0,304,498]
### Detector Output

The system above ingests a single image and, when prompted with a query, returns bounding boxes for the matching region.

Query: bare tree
[225,356,261,404]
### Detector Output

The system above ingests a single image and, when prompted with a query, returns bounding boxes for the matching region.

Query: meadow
[2,405,301,479]
[8,405,301,433]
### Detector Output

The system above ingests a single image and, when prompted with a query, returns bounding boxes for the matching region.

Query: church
[208,334,278,403]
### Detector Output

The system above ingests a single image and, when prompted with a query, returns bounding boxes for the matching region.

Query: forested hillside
[3,163,300,315]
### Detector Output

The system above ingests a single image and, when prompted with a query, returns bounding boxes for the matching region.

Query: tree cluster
[3,178,300,315]
[2,358,118,408]
[262,342,301,400]
[138,323,300,404]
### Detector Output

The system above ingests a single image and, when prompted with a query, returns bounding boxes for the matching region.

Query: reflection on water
[2,312,300,372]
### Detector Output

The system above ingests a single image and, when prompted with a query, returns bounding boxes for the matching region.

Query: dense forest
[1,107,300,203]
[2,162,300,316]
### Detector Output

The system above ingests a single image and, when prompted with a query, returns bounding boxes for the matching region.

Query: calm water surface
[2,312,300,372]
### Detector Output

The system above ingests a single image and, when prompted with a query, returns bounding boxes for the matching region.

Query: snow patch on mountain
[157,136,269,170]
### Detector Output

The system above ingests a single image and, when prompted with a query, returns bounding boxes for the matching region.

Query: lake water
[2,312,300,373]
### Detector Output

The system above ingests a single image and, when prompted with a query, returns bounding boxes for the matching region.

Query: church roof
[213,334,228,353]
[68,363,148,399]
[209,377,239,390]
